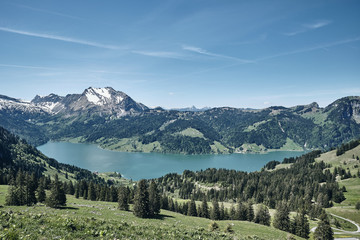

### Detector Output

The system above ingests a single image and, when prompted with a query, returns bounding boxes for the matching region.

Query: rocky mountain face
[31,87,148,117]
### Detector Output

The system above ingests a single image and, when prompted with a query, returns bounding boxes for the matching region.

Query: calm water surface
[38,142,306,180]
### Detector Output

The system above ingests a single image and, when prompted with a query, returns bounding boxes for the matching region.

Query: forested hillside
[1,92,360,154]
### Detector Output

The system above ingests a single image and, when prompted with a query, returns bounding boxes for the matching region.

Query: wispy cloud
[304,20,332,29]
[0,27,122,50]
[284,20,332,36]
[16,4,83,20]
[256,36,360,61]
[0,63,56,70]
[182,45,253,63]
[132,50,184,59]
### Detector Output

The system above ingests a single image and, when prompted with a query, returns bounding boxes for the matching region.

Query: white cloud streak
[0,63,56,70]
[16,4,83,20]
[256,36,360,61]
[182,45,253,63]
[132,50,184,59]
[0,27,122,50]
[284,20,332,36]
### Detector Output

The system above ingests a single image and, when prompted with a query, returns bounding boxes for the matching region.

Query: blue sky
[0,0,359,109]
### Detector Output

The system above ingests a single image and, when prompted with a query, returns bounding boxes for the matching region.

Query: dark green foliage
[46,174,66,208]
[314,212,334,240]
[293,209,310,239]
[5,171,37,206]
[87,182,97,201]
[36,179,46,203]
[264,160,280,170]
[355,201,360,210]
[336,139,360,156]
[210,199,220,220]
[133,179,150,218]
[187,199,197,216]
[199,196,210,218]
[254,205,271,226]
[273,201,290,232]
[149,180,161,215]
[118,186,129,211]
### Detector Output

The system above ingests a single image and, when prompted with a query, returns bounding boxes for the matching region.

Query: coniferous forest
[2,125,359,239]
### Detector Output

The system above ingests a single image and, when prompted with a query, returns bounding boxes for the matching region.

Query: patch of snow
[93,87,111,99]
[86,91,101,105]
[116,96,123,103]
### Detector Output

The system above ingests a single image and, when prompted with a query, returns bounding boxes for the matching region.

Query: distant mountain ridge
[0,87,359,154]
[31,87,148,117]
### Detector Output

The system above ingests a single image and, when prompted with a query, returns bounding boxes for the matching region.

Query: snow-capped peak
[85,87,115,105]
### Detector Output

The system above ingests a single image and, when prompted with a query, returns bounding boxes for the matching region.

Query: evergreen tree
[149,180,161,216]
[87,182,97,201]
[294,209,310,239]
[229,204,236,220]
[200,196,210,218]
[187,199,198,216]
[133,179,150,218]
[110,185,118,202]
[273,201,290,232]
[36,179,46,203]
[118,186,129,211]
[254,205,271,226]
[220,202,225,220]
[246,202,254,222]
[314,212,333,240]
[68,181,75,195]
[24,173,37,206]
[210,199,220,220]
[46,174,66,208]
[5,185,19,206]
[236,201,247,220]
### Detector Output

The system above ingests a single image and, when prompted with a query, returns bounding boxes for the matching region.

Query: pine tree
[36,179,46,203]
[118,186,129,211]
[133,179,150,218]
[236,201,247,220]
[110,186,118,202]
[24,173,37,206]
[46,174,66,208]
[149,180,161,216]
[87,182,97,201]
[273,201,290,232]
[187,199,198,216]
[229,204,236,220]
[314,212,333,240]
[200,196,210,218]
[294,209,310,239]
[246,202,254,222]
[210,199,220,220]
[254,205,271,226]
[68,181,75,195]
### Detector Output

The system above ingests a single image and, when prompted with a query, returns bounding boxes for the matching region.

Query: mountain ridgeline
[0,87,359,154]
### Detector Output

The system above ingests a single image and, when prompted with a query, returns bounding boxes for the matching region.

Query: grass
[176,127,205,138]
[316,145,360,176]
[0,185,304,240]
[279,138,303,151]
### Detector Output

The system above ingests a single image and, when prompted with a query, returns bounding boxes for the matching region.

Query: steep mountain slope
[0,126,104,183]
[32,87,148,117]
[0,95,50,145]
[0,87,359,154]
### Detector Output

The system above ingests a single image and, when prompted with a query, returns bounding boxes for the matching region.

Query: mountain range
[0,87,359,154]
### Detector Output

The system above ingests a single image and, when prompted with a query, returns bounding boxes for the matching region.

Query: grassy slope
[315,145,360,238]
[0,185,303,240]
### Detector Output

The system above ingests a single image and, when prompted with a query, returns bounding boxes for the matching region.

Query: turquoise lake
[38,142,306,180]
